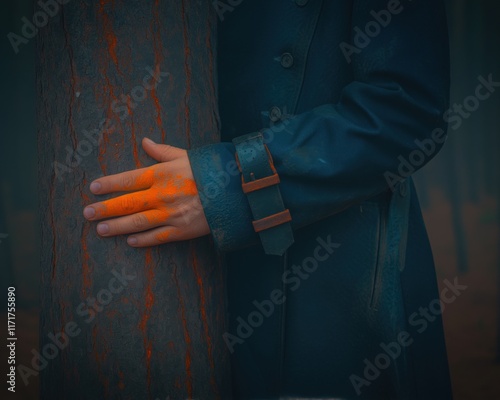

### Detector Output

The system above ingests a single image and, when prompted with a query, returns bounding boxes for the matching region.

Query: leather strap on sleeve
[233,133,294,256]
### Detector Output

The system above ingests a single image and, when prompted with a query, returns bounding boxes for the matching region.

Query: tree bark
[37,1,229,399]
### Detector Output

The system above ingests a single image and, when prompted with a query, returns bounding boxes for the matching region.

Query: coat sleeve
[187,0,450,252]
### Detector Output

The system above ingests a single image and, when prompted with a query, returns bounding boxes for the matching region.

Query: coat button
[295,0,308,6]
[269,106,282,122]
[280,52,294,68]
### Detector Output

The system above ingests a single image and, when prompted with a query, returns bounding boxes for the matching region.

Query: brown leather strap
[252,209,292,233]
[241,173,280,194]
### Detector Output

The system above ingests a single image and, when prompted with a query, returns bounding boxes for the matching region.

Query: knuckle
[132,214,147,230]
[121,174,135,189]
[121,196,136,212]
[161,146,172,157]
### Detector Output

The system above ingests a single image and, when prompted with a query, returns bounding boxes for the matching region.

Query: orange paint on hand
[154,229,172,243]
[94,168,196,222]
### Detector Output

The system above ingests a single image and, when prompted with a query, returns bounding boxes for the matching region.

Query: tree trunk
[36,1,229,399]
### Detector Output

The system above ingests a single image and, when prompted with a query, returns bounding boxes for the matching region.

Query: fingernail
[127,237,138,246]
[83,207,95,219]
[144,138,154,145]
[97,224,109,235]
[90,182,101,192]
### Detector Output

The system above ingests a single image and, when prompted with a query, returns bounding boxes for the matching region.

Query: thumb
[142,137,184,162]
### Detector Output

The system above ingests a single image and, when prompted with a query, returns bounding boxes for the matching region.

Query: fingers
[90,167,155,195]
[127,226,179,247]
[142,137,185,163]
[95,209,170,237]
[83,139,191,247]
[84,192,153,220]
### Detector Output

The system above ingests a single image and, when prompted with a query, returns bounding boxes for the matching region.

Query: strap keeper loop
[252,209,292,233]
[241,173,280,193]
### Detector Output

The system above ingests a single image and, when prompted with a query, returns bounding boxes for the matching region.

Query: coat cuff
[187,142,259,252]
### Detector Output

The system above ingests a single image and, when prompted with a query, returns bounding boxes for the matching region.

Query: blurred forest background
[0,0,499,399]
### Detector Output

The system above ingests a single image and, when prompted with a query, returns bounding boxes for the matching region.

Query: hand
[83,138,210,247]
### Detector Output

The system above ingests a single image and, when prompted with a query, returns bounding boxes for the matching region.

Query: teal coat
[188,0,452,398]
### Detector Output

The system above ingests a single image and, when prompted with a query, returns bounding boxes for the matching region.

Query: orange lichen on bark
[191,250,219,397]
[99,0,120,74]
[150,0,166,142]
[118,370,125,390]
[138,249,155,394]
[91,324,110,397]
[180,0,192,148]
[95,0,122,174]
[105,31,119,71]
[126,99,141,168]
[150,88,166,142]
[172,262,193,397]
[81,178,93,297]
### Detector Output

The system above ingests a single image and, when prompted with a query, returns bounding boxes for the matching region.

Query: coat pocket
[369,200,389,311]
[368,180,412,311]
